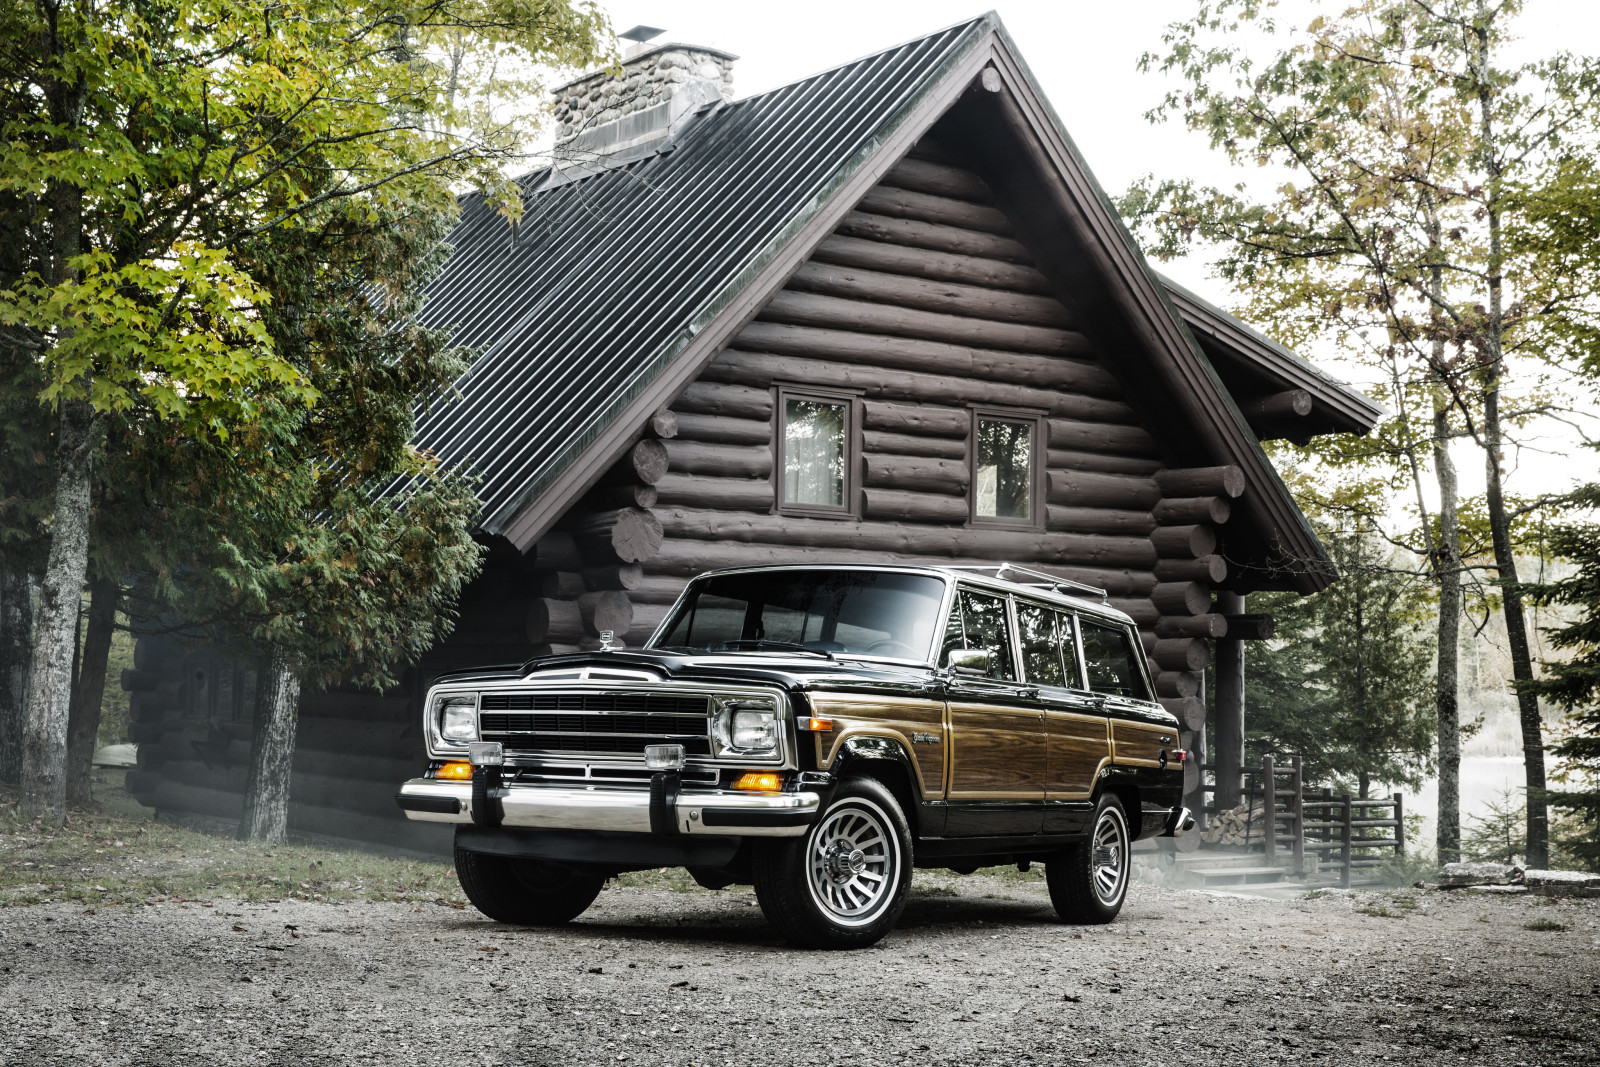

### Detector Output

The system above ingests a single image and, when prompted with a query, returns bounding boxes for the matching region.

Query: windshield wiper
[717,639,834,659]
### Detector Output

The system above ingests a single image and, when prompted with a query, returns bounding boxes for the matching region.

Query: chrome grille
[477,691,711,758]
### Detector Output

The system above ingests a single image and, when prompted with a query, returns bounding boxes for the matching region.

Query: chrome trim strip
[397,779,819,837]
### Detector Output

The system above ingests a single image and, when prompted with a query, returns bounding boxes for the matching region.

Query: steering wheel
[865,640,919,659]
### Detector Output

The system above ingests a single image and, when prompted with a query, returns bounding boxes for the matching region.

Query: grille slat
[477,691,712,758]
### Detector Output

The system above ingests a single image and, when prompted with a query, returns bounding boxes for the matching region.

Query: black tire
[454,842,605,925]
[1046,794,1131,924]
[753,777,913,949]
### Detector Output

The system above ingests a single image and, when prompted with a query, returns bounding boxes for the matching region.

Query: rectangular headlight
[713,697,779,757]
[436,693,478,743]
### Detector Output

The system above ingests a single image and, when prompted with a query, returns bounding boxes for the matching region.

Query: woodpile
[1201,801,1268,846]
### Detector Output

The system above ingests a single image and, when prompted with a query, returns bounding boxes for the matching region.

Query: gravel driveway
[3,875,1597,1066]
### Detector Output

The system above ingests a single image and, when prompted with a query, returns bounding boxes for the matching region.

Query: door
[941,588,1045,835]
[1015,601,1110,834]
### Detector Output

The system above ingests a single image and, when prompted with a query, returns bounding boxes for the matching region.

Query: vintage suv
[397,563,1191,948]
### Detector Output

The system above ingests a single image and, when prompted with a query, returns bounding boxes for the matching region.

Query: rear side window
[1016,601,1067,687]
[952,589,1016,681]
[1079,620,1150,700]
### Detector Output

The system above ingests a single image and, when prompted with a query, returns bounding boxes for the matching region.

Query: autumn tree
[0,0,609,824]
[1121,0,1600,866]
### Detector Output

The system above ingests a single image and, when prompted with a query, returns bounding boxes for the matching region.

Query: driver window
[956,589,1017,681]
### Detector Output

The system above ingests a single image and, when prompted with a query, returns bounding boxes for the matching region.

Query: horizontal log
[737,321,1114,396]
[527,597,581,642]
[663,439,773,479]
[1155,614,1229,639]
[671,380,773,419]
[708,349,1114,422]
[670,412,771,445]
[655,507,1157,569]
[857,185,1012,235]
[811,234,1049,295]
[578,591,633,637]
[1159,696,1208,732]
[537,571,585,599]
[862,429,965,459]
[1047,470,1160,510]
[862,453,969,495]
[582,563,643,592]
[1239,389,1313,421]
[1152,496,1230,526]
[1048,449,1164,476]
[883,157,995,203]
[1155,466,1245,500]
[572,507,664,564]
[1155,670,1202,698]
[652,471,774,511]
[631,574,691,605]
[1150,525,1217,559]
[1107,598,1159,627]
[834,210,1032,262]
[648,407,679,439]
[532,531,583,571]
[1153,555,1228,583]
[594,439,668,486]
[578,483,658,511]
[1221,613,1277,641]
[1153,638,1208,673]
[1045,417,1159,457]
[629,603,674,643]
[862,400,969,437]
[1045,506,1156,537]
[862,488,968,524]
[759,290,1085,358]
[787,261,1071,329]
[647,539,1157,596]
[526,591,633,642]
[527,643,581,659]
[1151,582,1214,616]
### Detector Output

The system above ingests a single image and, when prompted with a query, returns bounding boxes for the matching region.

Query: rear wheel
[753,777,912,949]
[454,841,605,925]
[1046,794,1130,924]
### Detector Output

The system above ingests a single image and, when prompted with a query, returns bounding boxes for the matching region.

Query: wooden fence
[1302,789,1406,888]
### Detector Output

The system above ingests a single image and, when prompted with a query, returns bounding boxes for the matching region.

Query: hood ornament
[597,630,623,652]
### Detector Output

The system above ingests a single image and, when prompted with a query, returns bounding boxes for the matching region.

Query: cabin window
[777,388,856,515]
[1016,601,1068,687]
[971,412,1041,526]
[947,588,1017,681]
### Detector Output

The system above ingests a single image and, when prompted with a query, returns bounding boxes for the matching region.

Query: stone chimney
[550,33,736,168]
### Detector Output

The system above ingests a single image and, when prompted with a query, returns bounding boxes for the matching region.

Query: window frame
[967,407,1046,530]
[1015,597,1073,690]
[773,385,861,519]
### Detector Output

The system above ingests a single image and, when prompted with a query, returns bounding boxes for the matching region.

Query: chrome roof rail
[942,563,1109,602]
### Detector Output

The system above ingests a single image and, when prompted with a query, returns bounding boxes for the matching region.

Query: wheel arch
[832,736,921,838]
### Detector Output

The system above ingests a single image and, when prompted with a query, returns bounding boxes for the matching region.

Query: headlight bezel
[432,691,480,746]
[710,696,782,760]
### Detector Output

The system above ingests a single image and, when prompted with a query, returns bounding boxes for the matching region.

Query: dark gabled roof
[1158,274,1387,438]
[404,18,990,536]
[403,13,1376,593]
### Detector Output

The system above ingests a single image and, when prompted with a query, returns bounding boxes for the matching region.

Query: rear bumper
[396,778,820,837]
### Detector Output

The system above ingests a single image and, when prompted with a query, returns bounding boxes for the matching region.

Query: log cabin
[122,15,1383,854]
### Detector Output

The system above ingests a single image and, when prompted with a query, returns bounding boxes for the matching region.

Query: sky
[564,1,1600,510]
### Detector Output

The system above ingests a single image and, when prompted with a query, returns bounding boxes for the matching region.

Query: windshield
[652,570,947,661]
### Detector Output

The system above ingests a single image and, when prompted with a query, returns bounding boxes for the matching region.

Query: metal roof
[397,17,990,534]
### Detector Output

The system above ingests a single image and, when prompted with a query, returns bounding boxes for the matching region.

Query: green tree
[1121,0,1600,866]
[1244,526,1438,797]
[1522,484,1600,871]
[0,0,609,824]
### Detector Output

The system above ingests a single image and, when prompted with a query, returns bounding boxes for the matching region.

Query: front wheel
[753,777,912,949]
[454,840,605,925]
[1046,794,1131,924]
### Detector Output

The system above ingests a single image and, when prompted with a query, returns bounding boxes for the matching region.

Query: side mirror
[945,648,991,676]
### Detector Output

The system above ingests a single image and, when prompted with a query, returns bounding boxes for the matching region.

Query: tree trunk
[1471,1,1546,868]
[0,564,34,785]
[65,576,117,807]
[1433,399,1464,864]
[21,399,95,824]
[238,646,302,843]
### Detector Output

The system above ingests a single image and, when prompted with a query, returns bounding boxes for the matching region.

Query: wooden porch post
[1213,590,1246,812]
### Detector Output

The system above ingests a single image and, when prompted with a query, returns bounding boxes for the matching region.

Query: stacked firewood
[1201,801,1268,846]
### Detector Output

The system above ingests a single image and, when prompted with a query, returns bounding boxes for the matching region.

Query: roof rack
[943,563,1108,602]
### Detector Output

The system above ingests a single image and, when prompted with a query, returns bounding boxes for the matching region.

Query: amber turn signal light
[435,761,474,780]
[798,717,833,732]
[732,772,784,793]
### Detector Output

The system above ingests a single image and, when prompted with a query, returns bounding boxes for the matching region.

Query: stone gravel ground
[3,874,1598,1067]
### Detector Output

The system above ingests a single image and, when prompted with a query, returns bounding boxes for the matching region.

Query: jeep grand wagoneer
[397,563,1192,948]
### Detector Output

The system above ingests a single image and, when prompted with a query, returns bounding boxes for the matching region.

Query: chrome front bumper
[396,778,820,837]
